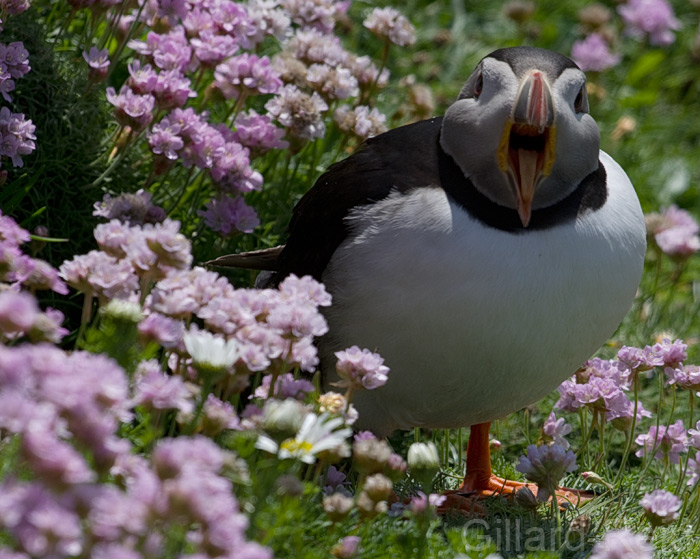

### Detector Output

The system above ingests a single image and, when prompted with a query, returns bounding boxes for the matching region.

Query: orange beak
[497,70,556,227]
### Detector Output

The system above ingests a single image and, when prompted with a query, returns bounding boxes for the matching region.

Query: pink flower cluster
[542,411,572,449]
[0,343,270,559]
[68,0,402,237]
[618,0,680,46]
[556,357,650,431]
[154,271,331,373]
[590,529,653,559]
[60,217,193,302]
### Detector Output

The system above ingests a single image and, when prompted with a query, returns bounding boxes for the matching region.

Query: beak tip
[517,205,532,228]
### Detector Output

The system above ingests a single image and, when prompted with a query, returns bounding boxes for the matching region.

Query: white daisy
[256,412,353,464]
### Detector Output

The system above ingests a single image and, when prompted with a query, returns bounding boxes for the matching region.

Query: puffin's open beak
[497,70,556,227]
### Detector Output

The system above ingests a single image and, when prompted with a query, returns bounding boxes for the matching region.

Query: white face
[440,56,601,218]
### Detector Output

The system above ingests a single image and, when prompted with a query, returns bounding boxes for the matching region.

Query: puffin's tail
[206,245,284,271]
[206,246,285,288]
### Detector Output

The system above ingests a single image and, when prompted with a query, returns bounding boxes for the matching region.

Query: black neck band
[437,144,608,233]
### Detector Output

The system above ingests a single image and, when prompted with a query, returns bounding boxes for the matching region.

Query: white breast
[320,151,647,436]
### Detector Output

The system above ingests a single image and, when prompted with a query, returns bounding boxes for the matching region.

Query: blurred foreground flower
[331,536,360,559]
[590,529,653,559]
[408,491,446,515]
[407,441,439,493]
[183,329,239,379]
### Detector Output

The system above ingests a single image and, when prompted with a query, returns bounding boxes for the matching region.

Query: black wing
[274,116,445,283]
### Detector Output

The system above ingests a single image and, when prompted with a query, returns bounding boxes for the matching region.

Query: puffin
[210,46,647,502]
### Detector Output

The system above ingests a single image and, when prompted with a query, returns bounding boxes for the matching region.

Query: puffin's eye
[574,85,588,113]
[474,72,483,98]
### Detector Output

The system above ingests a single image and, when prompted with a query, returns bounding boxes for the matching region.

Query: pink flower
[408,491,446,514]
[265,84,328,141]
[664,364,700,390]
[689,420,700,450]
[82,46,110,82]
[363,7,416,46]
[0,107,36,167]
[152,69,196,110]
[543,412,572,449]
[334,105,387,140]
[60,250,139,301]
[126,60,158,94]
[285,0,343,34]
[306,63,359,100]
[232,110,288,155]
[0,289,39,334]
[640,489,681,527]
[198,195,260,235]
[647,206,700,257]
[278,274,332,307]
[253,372,315,400]
[214,53,282,100]
[647,338,687,368]
[333,346,389,390]
[190,31,238,68]
[131,360,194,414]
[515,443,577,502]
[635,419,688,463]
[105,86,154,132]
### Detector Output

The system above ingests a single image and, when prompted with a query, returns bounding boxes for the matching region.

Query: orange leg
[440,422,592,515]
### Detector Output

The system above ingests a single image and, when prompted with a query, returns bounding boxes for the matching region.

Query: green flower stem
[677,391,694,491]
[343,387,355,412]
[75,290,96,348]
[615,374,640,487]
[99,1,130,50]
[163,167,198,215]
[52,7,76,47]
[632,377,676,494]
[184,377,214,435]
[105,1,148,82]
[88,127,146,188]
